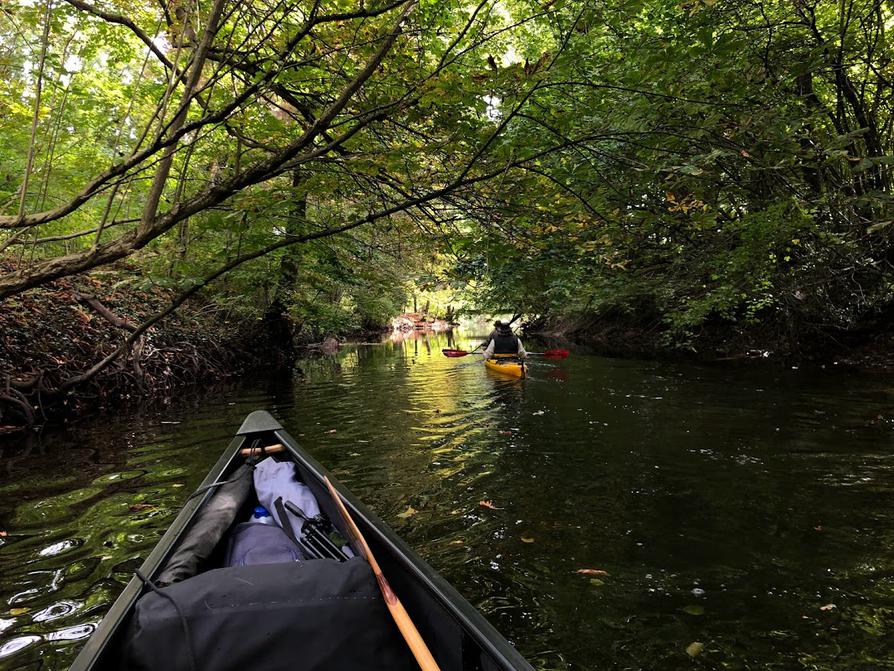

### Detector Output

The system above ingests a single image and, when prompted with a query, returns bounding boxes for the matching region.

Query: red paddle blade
[442,349,470,357]
[542,348,570,359]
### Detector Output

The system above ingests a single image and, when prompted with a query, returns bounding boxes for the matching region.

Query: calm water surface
[1,332,894,670]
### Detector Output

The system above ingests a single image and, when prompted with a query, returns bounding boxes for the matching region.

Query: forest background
[1,0,893,425]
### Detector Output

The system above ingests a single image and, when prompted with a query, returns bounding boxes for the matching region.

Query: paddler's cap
[493,320,502,327]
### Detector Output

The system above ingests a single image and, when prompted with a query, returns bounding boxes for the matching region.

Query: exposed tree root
[0,261,287,429]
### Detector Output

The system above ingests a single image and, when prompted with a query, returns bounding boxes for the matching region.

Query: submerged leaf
[397,506,417,519]
[685,641,704,657]
[682,605,705,616]
[576,568,609,576]
[521,535,535,543]
[128,504,155,512]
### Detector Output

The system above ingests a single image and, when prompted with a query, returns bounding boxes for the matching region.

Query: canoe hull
[70,410,533,671]
[485,358,526,378]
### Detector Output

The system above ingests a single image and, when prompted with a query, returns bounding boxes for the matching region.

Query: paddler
[483,319,502,350]
[482,322,527,359]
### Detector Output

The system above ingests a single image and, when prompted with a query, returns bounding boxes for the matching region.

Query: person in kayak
[483,320,502,349]
[482,322,527,359]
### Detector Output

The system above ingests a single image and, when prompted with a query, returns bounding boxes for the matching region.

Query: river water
[1,332,894,670]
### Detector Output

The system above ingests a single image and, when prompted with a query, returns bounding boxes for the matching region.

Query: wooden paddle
[323,476,441,671]
[238,443,285,457]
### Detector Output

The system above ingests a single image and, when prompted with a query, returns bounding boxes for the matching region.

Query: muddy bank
[0,263,291,432]
[530,309,894,372]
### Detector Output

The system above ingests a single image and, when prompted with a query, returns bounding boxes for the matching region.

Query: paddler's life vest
[492,331,519,355]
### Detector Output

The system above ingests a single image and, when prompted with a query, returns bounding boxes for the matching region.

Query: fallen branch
[75,292,138,331]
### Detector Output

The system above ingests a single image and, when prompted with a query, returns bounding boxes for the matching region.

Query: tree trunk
[261,169,308,357]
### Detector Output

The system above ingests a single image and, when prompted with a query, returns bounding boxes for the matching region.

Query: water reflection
[1,333,894,669]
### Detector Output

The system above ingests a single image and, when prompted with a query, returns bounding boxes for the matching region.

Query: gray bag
[224,522,305,566]
[156,465,254,585]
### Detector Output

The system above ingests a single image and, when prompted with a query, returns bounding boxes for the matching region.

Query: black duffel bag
[123,558,415,671]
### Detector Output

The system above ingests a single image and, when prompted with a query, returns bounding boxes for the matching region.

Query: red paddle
[533,349,570,359]
[442,348,569,359]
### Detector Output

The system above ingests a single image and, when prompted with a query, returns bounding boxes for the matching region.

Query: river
[1,332,893,669]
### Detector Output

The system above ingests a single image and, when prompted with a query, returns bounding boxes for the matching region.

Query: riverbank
[531,310,894,372]
[0,263,287,432]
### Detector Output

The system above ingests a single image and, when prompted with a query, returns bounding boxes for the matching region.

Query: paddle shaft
[324,477,441,671]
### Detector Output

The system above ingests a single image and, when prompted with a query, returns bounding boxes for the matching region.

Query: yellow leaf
[521,535,535,543]
[9,608,29,616]
[397,506,417,519]
[686,642,704,657]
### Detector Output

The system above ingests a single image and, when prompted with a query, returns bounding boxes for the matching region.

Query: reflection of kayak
[485,357,526,379]
[71,410,534,671]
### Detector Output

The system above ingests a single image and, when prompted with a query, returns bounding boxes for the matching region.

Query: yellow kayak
[485,357,526,379]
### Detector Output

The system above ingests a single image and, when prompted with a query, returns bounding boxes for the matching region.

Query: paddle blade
[442,349,470,357]
[542,348,570,359]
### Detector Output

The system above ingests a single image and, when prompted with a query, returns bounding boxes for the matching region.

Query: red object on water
[443,348,570,359]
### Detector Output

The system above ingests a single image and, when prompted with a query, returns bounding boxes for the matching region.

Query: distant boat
[392,313,454,332]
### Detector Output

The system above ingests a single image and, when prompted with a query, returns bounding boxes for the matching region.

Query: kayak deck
[485,357,526,379]
[70,410,533,671]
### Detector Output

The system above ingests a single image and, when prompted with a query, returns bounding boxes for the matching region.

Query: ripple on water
[90,470,147,486]
[32,600,80,623]
[45,622,95,642]
[0,634,42,659]
[37,537,84,558]
[12,488,104,526]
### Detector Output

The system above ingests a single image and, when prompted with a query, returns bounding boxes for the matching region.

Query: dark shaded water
[2,332,894,670]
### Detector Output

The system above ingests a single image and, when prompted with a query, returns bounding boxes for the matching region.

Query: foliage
[2,0,894,355]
